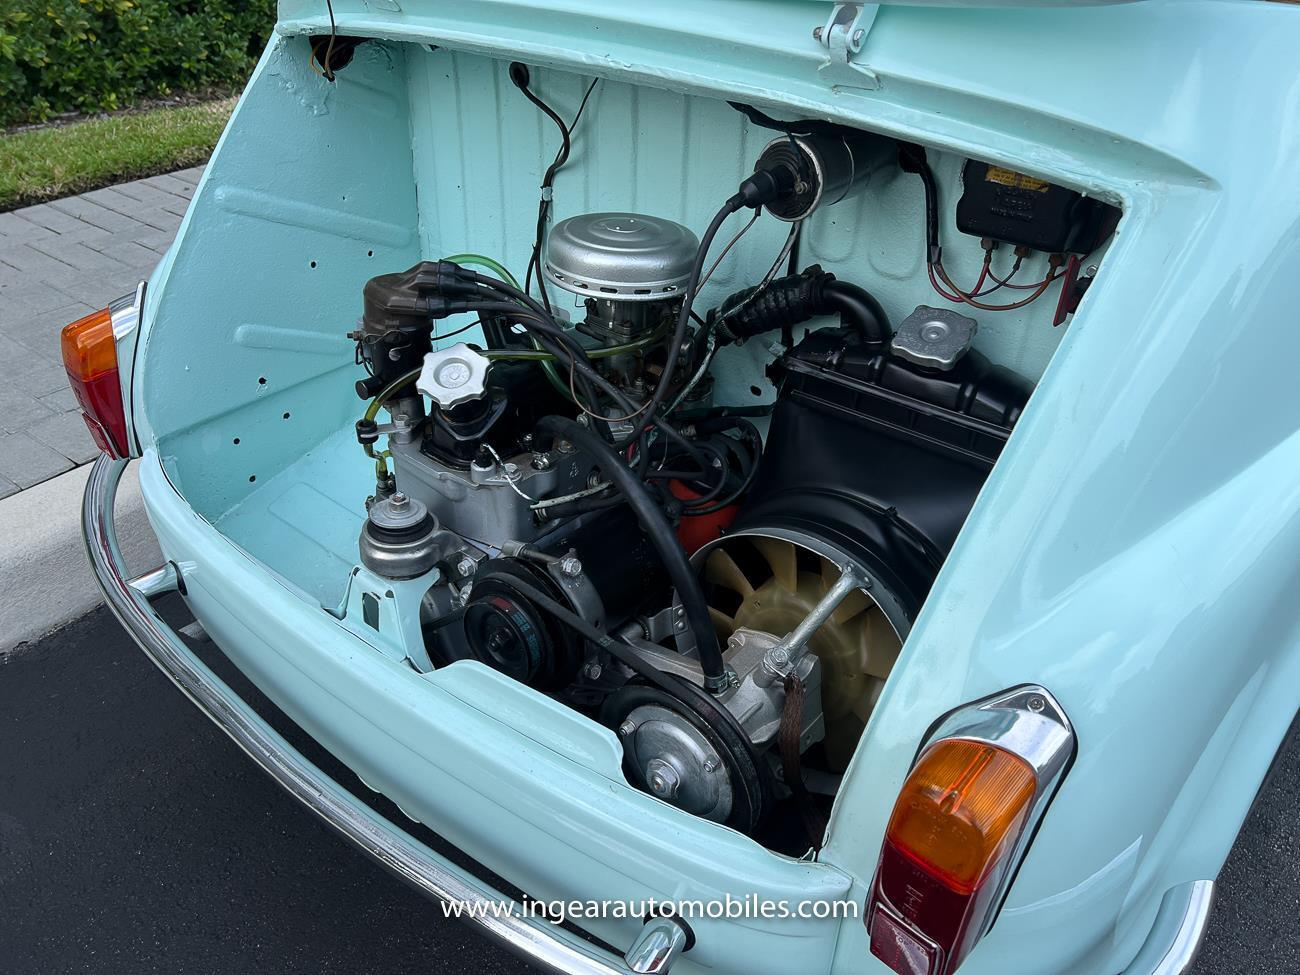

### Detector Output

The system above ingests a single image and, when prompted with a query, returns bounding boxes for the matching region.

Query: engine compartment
[327,57,1116,849]
[147,39,1120,853]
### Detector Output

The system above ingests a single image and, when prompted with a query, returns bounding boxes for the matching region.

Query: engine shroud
[743,328,1032,620]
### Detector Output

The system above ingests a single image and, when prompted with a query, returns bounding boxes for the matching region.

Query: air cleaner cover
[544,212,698,301]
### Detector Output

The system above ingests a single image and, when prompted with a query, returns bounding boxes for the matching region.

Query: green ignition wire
[439,253,568,395]
[440,253,520,289]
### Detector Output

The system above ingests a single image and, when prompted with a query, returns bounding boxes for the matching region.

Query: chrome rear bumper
[81,456,651,975]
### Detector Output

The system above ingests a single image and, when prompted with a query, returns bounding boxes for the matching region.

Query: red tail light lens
[866,687,1075,975]
[61,307,130,458]
[870,740,1035,974]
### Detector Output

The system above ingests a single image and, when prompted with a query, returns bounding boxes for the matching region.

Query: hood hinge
[813,3,881,91]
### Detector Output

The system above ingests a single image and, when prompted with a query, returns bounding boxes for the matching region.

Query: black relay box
[955,160,1119,255]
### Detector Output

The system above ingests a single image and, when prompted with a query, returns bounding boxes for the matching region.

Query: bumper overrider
[82,455,1215,975]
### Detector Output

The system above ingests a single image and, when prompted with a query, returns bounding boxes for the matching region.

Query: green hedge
[0,0,276,128]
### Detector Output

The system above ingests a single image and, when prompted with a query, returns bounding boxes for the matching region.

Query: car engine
[343,86,1110,846]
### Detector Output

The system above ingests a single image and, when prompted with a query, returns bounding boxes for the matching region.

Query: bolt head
[812,25,824,40]
[531,452,552,471]
[618,719,636,737]
[770,647,790,666]
[675,620,686,632]
[645,759,680,800]
[852,27,865,45]
[559,556,583,578]
[703,757,720,773]
[390,493,409,508]
[456,556,476,578]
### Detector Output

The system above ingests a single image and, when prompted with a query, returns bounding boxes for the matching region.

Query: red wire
[933,260,1057,312]
[928,264,965,303]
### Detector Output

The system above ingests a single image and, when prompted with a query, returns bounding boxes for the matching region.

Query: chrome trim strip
[1122,880,1216,975]
[83,456,633,975]
[109,281,146,457]
[923,684,1076,940]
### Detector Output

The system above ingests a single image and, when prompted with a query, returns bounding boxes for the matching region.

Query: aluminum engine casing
[389,437,596,545]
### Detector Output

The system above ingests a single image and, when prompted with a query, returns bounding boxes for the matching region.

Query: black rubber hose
[821,278,890,350]
[535,415,727,692]
[716,266,890,352]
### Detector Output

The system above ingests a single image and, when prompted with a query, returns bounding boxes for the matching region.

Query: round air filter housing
[544,212,698,301]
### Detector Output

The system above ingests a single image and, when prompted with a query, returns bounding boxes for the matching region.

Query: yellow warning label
[984,166,1051,193]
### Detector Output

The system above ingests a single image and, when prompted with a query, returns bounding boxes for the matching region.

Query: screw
[852,27,864,46]
[618,719,636,737]
[1086,265,1099,277]
[456,556,476,578]
[559,554,583,577]
[812,26,824,40]
[703,757,720,773]
[1027,695,1046,713]
[584,661,603,680]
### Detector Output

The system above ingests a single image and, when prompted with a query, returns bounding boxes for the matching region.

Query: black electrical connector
[731,165,799,211]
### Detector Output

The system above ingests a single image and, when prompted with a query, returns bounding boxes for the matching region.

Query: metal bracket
[814,3,881,92]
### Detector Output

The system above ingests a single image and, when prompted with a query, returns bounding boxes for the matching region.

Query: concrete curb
[0,460,161,655]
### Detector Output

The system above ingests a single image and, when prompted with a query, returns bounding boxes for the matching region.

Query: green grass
[0,98,236,212]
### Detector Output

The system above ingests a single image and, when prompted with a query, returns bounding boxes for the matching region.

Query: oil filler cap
[891,306,978,372]
[417,342,491,409]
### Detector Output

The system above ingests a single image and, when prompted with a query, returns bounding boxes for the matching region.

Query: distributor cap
[544,212,699,301]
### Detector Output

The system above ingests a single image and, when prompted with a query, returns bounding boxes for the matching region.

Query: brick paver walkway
[0,166,203,498]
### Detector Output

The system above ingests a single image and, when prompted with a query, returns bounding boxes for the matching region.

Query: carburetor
[544,211,698,388]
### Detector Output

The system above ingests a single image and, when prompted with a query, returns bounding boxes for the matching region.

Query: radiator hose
[714,265,889,352]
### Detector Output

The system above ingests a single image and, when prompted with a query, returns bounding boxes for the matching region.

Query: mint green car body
[112,2,1300,973]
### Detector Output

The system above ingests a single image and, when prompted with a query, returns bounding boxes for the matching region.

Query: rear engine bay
[155,40,1120,853]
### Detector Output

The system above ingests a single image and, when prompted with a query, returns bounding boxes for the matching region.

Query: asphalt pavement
[1,603,1295,974]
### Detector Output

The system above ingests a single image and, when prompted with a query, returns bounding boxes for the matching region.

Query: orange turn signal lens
[61,307,117,382]
[887,739,1036,894]
[60,306,130,458]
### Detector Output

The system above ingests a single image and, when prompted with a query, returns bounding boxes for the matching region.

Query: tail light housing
[867,686,1075,975]
[60,285,144,459]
